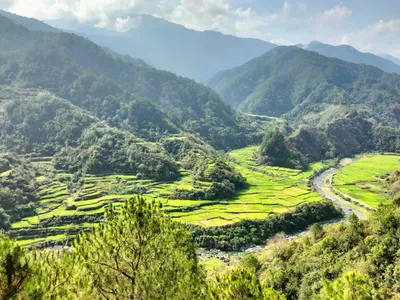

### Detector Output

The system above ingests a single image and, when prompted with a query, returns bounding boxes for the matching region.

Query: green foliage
[0,88,98,155]
[0,197,208,299]
[192,201,343,251]
[0,153,39,229]
[310,223,324,241]
[53,124,180,181]
[0,234,33,299]
[257,206,400,299]
[238,253,262,272]
[208,268,284,300]
[372,125,400,153]
[171,160,247,200]
[259,129,306,170]
[74,196,206,299]
[320,271,372,300]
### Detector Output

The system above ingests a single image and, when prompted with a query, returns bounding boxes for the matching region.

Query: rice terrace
[333,154,400,208]
[6,143,400,247]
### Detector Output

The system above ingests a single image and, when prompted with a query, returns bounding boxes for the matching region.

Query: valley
[7,144,399,249]
[7,144,326,246]
[0,7,399,298]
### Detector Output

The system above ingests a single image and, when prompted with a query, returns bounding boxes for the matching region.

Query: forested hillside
[0,13,274,238]
[209,46,400,127]
[0,14,261,150]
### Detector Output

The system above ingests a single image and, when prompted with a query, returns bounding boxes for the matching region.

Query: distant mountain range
[45,14,276,82]
[380,54,400,66]
[300,41,400,74]
[2,9,400,81]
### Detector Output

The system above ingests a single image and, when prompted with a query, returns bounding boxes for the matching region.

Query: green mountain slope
[0,14,259,150]
[209,46,400,126]
[0,87,98,155]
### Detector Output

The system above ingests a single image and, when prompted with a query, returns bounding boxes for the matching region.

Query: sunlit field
[333,154,400,208]
[4,145,329,246]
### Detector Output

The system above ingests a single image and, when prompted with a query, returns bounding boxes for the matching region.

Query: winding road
[313,168,366,219]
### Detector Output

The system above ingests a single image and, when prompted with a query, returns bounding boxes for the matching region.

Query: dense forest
[0,154,39,230]
[0,14,263,151]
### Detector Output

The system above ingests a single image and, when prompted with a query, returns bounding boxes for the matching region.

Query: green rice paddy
[333,154,400,208]
[11,145,328,246]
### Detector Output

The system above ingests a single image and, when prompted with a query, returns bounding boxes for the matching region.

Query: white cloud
[270,38,291,45]
[114,16,141,32]
[1,0,308,42]
[4,0,161,29]
[282,0,290,20]
[316,3,352,24]
[370,19,400,35]
[389,49,400,59]
[163,0,282,41]
[338,19,400,54]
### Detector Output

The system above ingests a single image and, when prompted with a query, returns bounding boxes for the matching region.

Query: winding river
[312,168,366,219]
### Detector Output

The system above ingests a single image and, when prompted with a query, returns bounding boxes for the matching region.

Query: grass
[333,154,400,208]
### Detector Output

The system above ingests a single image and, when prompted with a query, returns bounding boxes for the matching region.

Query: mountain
[380,54,400,66]
[0,10,59,32]
[47,14,276,82]
[209,46,400,126]
[0,14,262,150]
[303,41,400,74]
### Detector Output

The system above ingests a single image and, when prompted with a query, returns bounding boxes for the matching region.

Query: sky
[1,0,400,58]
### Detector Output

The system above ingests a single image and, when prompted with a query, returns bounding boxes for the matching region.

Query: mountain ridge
[303,40,400,74]
[46,14,276,82]
[0,13,262,150]
[209,45,400,126]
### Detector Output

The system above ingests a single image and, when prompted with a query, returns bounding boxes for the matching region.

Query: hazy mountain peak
[305,40,400,74]
[308,40,324,47]
[0,9,59,32]
[380,54,400,66]
[46,14,276,82]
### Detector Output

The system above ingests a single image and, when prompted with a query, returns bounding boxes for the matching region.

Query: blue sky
[2,0,400,57]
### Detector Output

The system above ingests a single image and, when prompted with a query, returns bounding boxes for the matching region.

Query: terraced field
[7,146,327,246]
[333,154,400,208]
